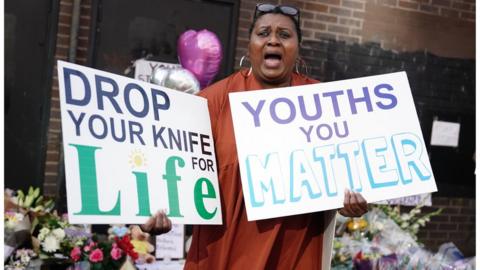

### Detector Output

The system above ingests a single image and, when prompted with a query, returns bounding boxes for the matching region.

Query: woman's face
[249,13,299,87]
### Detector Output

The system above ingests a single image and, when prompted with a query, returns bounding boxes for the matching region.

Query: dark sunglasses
[254,3,300,24]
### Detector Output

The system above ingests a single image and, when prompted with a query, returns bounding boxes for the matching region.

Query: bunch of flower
[330,204,477,269]
[4,212,26,230]
[37,226,67,254]
[4,249,37,270]
[31,211,71,259]
[8,187,54,214]
[69,235,138,270]
[375,202,442,240]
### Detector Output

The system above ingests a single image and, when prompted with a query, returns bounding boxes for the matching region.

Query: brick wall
[233,0,475,257]
[43,0,92,196]
[41,0,475,256]
[417,196,475,257]
[234,0,474,67]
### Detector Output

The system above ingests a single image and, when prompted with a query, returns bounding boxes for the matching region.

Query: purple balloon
[177,29,223,89]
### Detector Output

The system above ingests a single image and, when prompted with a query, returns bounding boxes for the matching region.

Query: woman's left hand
[338,189,368,217]
[140,210,172,235]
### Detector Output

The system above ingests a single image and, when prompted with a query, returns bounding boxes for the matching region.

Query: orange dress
[185,71,325,270]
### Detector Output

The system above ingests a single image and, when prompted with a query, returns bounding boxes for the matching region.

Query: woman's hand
[338,189,368,217]
[140,210,172,235]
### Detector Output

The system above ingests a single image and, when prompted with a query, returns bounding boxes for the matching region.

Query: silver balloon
[150,67,200,94]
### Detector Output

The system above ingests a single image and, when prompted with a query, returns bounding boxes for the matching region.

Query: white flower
[42,235,60,253]
[400,213,410,221]
[52,228,65,240]
[75,240,84,246]
[38,228,50,241]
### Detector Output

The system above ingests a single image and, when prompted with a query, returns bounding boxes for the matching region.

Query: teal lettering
[133,171,151,216]
[194,178,217,220]
[70,144,121,215]
[163,156,184,217]
[245,153,286,207]
[362,137,399,188]
[391,133,432,183]
[289,150,322,202]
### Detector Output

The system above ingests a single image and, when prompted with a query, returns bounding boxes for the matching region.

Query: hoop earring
[240,55,252,76]
[295,57,309,76]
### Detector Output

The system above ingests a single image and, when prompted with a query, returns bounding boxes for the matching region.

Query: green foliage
[14,186,55,213]
[375,203,442,240]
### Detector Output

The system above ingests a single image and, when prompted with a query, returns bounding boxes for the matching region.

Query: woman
[145,4,367,269]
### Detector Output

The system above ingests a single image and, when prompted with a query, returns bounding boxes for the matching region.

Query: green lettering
[133,171,151,216]
[163,156,184,217]
[194,177,217,220]
[70,144,121,216]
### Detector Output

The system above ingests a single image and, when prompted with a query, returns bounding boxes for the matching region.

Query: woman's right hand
[140,210,172,235]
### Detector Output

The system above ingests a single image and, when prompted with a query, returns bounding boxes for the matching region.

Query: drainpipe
[69,0,81,62]
[56,0,82,212]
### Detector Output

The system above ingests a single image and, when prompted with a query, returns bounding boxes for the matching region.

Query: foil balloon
[150,66,200,94]
[177,29,223,89]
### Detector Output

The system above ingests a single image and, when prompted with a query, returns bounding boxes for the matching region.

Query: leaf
[35,195,44,205]
[33,187,40,198]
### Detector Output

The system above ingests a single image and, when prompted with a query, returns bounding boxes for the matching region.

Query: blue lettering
[391,133,432,183]
[289,150,322,202]
[95,75,122,113]
[245,153,286,207]
[270,98,296,124]
[64,67,91,106]
[151,89,170,121]
[88,114,108,139]
[362,137,399,188]
[347,87,373,115]
[68,110,85,136]
[375,83,397,110]
[124,83,149,118]
[242,100,266,127]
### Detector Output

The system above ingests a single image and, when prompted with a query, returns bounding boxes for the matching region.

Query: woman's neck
[254,74,293,89]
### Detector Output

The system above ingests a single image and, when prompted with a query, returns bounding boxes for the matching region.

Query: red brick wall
[418,196,475,256]
[43,0,92,196]
[234,0,474,66]
[42,0,475,257]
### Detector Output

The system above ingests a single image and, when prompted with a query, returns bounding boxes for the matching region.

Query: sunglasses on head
[254,3,300,23]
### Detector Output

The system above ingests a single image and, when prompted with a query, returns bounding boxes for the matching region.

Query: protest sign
[57,60,221,224]
[155,224,185,259]
[229,72,437,221]
[134,59,180,82]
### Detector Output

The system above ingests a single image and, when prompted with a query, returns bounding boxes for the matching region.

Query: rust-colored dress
[185,71,325,270]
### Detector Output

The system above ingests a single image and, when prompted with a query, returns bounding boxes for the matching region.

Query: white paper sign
[155,224,184,259]
[58,61,221,224]
[377,193,432,206]
[229,72,437,221]
[430,120,460,147]
[134,59,181,82]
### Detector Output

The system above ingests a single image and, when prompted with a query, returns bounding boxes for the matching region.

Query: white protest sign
[377,193,432,206]
[134,59,180,82]
[229,72,437,221]
[58,60,221,224]
[155,224,184,259]
[430,120,460,147]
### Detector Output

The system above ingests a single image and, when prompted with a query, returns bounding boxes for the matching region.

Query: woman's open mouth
[264,53,282,68]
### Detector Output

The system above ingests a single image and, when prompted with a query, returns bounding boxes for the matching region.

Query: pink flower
[110,246,123,260]
[88,248,104,263]
[70,246,81,262]
[84,241,96,252]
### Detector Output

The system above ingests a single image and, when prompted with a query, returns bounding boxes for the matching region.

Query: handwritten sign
[134,59,180,82]
[229,72,437,221]
[430,120,460,147]
[58,61,221,224]
[155,224,184,259]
